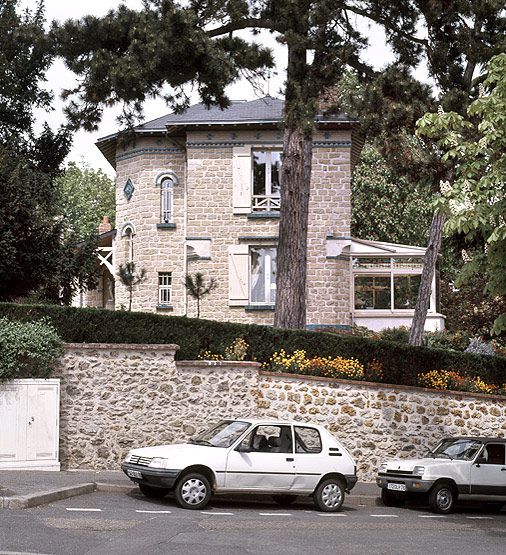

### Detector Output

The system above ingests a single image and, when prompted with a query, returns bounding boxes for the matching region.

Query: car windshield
[190,420,251,448]
[427,438,482,461]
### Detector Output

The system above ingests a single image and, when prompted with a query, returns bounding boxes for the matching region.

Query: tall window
[121,223,135,263]
[353,257,424,311]
[160,177,174,223]
[252,151,281,212]
[158,272,172,305]
[250,247,277,304]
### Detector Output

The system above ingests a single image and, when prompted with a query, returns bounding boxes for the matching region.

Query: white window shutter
[232,146,252,214]
[228,244,249,306]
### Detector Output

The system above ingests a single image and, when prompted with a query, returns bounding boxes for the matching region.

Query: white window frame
[121,222,136,263]
[158,272,172,305]
[352,256,429,313]
[155,171,179,224]
[251,150,282,212]
[249,246,277,305]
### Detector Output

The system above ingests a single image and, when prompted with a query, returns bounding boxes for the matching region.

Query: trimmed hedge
[1,302,505,387]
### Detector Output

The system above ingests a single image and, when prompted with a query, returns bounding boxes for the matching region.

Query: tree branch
[207,18,277,38]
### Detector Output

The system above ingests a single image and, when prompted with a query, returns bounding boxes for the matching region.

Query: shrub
[377,326,410,343]
[0,317,64,380]
[417,369,505,396]
[1,303,505,387]
[423,330,470,352]
[465,337,496,357]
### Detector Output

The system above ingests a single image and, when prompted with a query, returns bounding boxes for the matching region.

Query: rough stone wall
[56,345,506,482]
[54,344,258,470]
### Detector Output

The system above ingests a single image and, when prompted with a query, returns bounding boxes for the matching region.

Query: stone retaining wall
[55,344,506,481]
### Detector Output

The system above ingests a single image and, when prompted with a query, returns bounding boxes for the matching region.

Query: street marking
[370,514,398,518]
[259,512,292,516]
[201,511,234,515]
[136,510,172,514]
[317,513,347,517]
[66,508,102,512]
[419,515,447,518]
[466,516,493,520]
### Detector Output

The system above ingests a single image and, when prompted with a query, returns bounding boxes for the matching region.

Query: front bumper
[376,473,434,493]
[344,474,358,492]
[122,462,181,489]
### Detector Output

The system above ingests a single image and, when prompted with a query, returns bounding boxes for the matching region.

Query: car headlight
[378,463,387,473]
[149,457,171,469]
[413,466,425,476]
[124,452,133,463]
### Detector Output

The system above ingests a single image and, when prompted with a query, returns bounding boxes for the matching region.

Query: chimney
[99,215,112,234]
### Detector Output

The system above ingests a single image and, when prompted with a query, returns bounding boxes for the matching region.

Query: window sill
[156,304,174,310]
[247,212,280,219]
[245,304,275,311]
[157,223,176,229]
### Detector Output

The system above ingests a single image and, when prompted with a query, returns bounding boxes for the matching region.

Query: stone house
[90,96,444,331]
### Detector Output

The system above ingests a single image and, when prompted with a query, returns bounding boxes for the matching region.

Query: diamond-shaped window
[123,178,135,201]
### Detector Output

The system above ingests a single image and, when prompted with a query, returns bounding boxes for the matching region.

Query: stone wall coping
[260,370,506,402]
[177,360,261,369]
[64,343,180,352]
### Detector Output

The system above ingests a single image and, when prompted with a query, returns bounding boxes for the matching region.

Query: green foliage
[417,54,506,334]
[1,303,505,387]
[351,144,433,245]
[0,316,64,380]
[185,272,217,318]
[118,262,147,311]
[56,162,115,240]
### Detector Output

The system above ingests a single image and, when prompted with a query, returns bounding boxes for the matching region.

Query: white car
[376,436,506,513]
[122,418,357,511]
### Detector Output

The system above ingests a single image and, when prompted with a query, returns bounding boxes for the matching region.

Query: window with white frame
[353,257,424,311]
[121,223,135,263]
[158,272,172,305]
[250,247,277,304]
[252,151,281,212]
[160,177,175,223]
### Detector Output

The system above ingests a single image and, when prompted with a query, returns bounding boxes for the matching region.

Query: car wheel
[313,478,345,512]
[272,494,298,506]
[429,483,456,514]
[138,483,170,499]
[381,488,405,507]
[175,473,212,510]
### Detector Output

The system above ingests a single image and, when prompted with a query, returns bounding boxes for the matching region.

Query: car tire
[429,483,456,514]
[175,473,212,510]
[272,494,298,506]
[138,483,170,499]
[313,478,345,512]
[381,488,405,507]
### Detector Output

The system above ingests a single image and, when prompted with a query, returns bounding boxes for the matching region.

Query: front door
[470,443,506,495]
[225,425,295,491]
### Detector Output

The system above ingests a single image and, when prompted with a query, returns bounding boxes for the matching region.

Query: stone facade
[55,344,506,481]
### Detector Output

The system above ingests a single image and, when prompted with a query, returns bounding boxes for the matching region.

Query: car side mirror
[475,456,486,466]
[235,444,250,453]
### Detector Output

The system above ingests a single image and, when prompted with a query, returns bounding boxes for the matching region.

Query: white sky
[27,0,419,176]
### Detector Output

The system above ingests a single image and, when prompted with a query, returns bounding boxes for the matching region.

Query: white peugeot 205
[122,418,357,511]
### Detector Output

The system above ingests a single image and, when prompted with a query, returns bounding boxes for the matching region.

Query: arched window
[156,171,179,224]
[121,222,136,263]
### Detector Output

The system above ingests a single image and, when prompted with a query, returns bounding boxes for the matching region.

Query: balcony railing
[251,194,281,212]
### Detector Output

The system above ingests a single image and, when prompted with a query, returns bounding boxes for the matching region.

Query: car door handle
[501,468,506,471]
[286,458,294,462]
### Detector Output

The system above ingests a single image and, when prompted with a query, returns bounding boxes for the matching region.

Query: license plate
[387,482,406,492]
[127,469,142,479]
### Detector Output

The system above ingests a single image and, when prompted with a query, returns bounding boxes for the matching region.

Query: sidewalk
[0,470,380,509]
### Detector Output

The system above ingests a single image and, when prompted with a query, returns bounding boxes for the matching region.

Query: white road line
[467,516,493,520]
[135,510,172,514]
[419,515,447,518]
[258,512,293,516]
[66,508,102,512]
[370,514,399,518]
[317,513,347,517]
[201,511,234,515]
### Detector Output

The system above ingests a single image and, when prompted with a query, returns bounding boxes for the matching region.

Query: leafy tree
[417,53,506,335]
[185,272,217,318]
[118,262,147,311]
[57,162,115,240]
[53,1,505,330]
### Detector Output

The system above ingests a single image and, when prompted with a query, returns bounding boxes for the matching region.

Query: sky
[29,0,413,176]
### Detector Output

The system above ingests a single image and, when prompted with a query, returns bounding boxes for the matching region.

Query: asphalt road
[0,490,504,555]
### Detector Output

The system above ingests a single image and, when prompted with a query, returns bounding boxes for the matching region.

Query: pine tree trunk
[274,129,312,329]
[273,4,312,330]
[408,210,446,346]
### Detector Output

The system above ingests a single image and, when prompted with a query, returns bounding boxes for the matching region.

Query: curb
[0,483,95,510]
